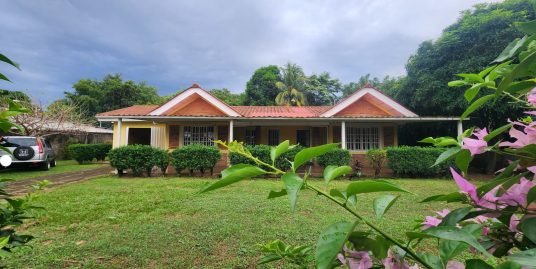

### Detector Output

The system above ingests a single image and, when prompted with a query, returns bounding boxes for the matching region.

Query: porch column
[457,120,463,136]
[116,118,123,148]
[229,120,234,142]
[341,121,347,149]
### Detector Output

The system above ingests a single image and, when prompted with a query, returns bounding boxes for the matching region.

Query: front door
[296,130,311,147]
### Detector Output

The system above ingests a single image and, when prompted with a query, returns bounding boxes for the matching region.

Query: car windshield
[2,137,36,147]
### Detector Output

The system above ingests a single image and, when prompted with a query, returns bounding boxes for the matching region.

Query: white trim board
[320,87,418,117]
[149,87,241,117]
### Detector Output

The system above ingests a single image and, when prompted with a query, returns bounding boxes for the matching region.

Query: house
[96,83,462,175]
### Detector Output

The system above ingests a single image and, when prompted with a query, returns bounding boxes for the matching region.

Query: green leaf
[423,226,491,258]
[479,65,497,78]
[373,195,398,218]
[419,137,436,144]
[484,123,512,142]
[495,261,522,269]
[448,80,467,87]
[421,192,466,203]
[508,248,536,268]
[199,164,266,193]
[346,180,410,197]
[506,79,536,94]
[0,54,20,70]
[517,20,536,35]
[457,73,484,83]
[0,73,11,82]
[267,189,287,199]
[461,94,494,120]
[455,149,472,174]
[435,138,459,147]
[464,83,483,102]
[315,221,357,269]
[439,224,483,263]
[0,237,9,249]
[519,217,536,244]
[417,253,443,269]
[496,50,536,98]
[323,165,352,184]
[527,186,536,206]
[292,143,338,172]
[282,172,303,211]
[434,147,460,167]
[493,36,527,63]
[439,207,472,226]
[466,259,494,269]
[257,253,281,265]
[271,140,289,163]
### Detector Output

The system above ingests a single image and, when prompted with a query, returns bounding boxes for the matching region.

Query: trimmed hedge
[365,149,387,178]
[316,148,351,167]
[229,144,304,171]
[68,143,112,164]
[109,145,159,176]
[170,144,221,175]
[385,146,452,177]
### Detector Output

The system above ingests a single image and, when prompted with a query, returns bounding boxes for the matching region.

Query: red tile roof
[96,105,159,116]
[231,106,331,118]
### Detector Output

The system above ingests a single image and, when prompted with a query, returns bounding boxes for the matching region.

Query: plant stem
[306,183,434,269]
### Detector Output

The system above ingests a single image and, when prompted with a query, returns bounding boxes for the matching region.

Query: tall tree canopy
[275,63,308,106]
[209,88,245,105]
[390,0,536,144]
[244,66,281,106]
[64,74,161,121]
[304,72,342,105]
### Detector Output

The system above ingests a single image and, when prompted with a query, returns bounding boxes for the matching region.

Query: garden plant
[197,16,536,269]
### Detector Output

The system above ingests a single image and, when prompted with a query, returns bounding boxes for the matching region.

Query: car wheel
[50,159,57,167]
[41,160,51,171]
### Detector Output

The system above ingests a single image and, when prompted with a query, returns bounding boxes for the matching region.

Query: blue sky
[0,0,493,104]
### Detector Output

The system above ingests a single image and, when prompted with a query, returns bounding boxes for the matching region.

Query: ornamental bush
[67,144,95,164]
[385,146,451,177]
[94,143,112,161]
[229,144,304,171]
[316,148,351,167]
[153,148,170,176]
[108,145,159,177]
[365,149,387,178]
[170,144,221,176]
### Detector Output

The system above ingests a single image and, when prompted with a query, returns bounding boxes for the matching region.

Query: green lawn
[0,160,107,181]
[7,177,471,268]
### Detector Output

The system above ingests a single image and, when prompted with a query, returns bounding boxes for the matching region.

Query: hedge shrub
[316,148,351,167]
[67,144,95,164]
[385,146,452,177]
[153,148,170,176]
[170,144,221,175]
[366,149,387,178]
[229,144,304,171]
[67,143,112,164]
[109,145,157,176]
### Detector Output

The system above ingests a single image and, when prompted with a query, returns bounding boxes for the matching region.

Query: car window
[45,140,52,148]
[2,137,36,147]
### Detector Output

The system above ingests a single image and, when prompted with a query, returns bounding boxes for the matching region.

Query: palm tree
[275,63,308,106]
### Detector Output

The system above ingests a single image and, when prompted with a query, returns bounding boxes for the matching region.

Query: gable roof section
[97,105,159,117]
[149,84,241,117]
[320,86,418,117]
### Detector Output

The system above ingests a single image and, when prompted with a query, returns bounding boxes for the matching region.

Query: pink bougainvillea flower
[462,128,488,156]
[446,260,465,269]
[450,168,503,210]
[337,248,372,269]
[500,121,536,148]
[422,209,451,229]
[383,249,418,269]
[528,166,536,179]
[509,215,520,232]
[497,177,536,208]
[437,209,451,218]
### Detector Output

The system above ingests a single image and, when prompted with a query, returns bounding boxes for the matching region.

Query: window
[183,126,215,146]
[245,128,256,145]
[346,126,380,151]
[268,129,280,146]
[296,130,310,147]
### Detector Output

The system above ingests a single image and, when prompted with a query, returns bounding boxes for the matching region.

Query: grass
[0,160,107,181]
[6,177,472,268]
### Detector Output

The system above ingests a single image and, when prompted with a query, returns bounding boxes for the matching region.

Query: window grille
[268,129,280,146]
[245,128,256,145]
[183,126,215,146]
[346,127,379,150]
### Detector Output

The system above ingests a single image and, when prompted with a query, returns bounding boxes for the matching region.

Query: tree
[304,72,342,105]
[209,88,245,105]
[342,74,381,98]
[275,63,308,106]
[244,66,281,106]
[391,0,536,144]
[64,74,161,122]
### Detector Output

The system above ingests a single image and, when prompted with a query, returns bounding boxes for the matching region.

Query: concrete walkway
[5,165,114,195]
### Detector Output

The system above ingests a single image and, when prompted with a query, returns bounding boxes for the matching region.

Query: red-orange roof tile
[96,105,159,116]
[231,106,332,118]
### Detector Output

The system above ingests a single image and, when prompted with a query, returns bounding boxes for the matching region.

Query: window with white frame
[183,126,215,146]
[268,129,280,146]
[346,126,380,151]
[245,127,256,145]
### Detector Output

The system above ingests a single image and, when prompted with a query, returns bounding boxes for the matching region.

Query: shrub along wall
[170,144,221,176]
[316,148,351,167]
[229,144,303,171]
[67,143,112,164]
[385,146,451,177]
